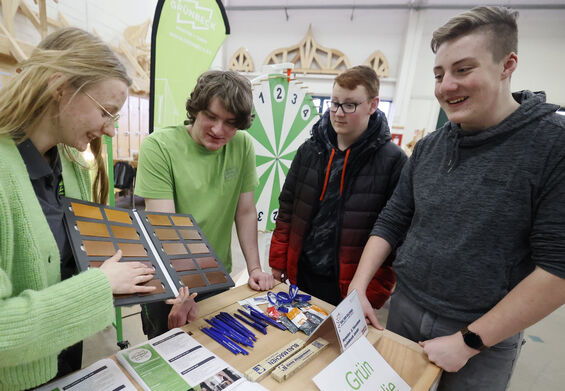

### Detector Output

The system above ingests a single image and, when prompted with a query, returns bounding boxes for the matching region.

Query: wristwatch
[460,326,487,351]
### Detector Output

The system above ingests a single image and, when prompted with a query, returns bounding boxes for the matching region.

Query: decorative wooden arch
[263,25,350,75]
[108,20,151,94]
[0,0,68,63]
[364,50,390,78]
[229,47,254,72]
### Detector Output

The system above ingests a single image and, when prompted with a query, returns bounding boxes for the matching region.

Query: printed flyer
[33,358,137,391]
[117,328,265,391]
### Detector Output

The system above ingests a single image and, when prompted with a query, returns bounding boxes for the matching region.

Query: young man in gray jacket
[349,6,565,391]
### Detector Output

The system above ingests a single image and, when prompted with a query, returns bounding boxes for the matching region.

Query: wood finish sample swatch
[180,274,206,288]
[187,243,209,254]
[111,225,140,240]
[139,279,165,296]
[162,242,188,255]
[179,229,201,240]
[105,209,132,224]
[195,257,218,269]
[146,214,172,226]
[171,258,198,272]
[118,242,147,257]
[77,221,110,238]
[205,271,228,285]
[83,240,116,257]
[171,216,193,226]
[154,228,180,241]
[72,202,103,220]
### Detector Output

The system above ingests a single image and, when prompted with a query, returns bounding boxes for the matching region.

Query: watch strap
[460,326,487,351]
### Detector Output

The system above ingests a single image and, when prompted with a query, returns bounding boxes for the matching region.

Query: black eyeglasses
[330,99,371,114]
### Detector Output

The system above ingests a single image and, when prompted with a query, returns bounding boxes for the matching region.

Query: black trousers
[296,258,342,306]
[55,341,83,379]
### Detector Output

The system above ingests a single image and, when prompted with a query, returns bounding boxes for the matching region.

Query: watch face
[463,331,484,350]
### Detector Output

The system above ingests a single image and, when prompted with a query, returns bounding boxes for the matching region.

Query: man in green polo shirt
[135,70,274,338]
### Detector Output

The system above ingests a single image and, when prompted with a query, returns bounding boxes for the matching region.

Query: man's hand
[271,267,286,282]
[248,268,275,291]
[166,287,199,329]
[419,332,480,372]
[347,284,383,329]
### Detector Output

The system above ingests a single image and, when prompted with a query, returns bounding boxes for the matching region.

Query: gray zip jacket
[371,90,565,322]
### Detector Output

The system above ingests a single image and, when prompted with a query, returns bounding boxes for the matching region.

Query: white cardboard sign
[330,289,368,351]
[313,336,411,391]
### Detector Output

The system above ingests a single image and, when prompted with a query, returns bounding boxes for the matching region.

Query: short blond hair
[431,6,518,62]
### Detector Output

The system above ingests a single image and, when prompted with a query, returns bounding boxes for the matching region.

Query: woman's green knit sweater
[0,136,114,391]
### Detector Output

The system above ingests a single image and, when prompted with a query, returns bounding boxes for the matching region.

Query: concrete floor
[82,206,564,390]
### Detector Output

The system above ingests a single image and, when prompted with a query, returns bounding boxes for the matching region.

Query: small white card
[331,289,368,351]
[313,336,411,391]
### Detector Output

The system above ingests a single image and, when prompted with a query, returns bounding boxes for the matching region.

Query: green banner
[150,0,229,131]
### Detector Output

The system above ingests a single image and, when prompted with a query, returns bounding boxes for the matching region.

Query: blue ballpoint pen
[217,313,256,340]
[234,313,267,335]
[249,307,287,330]
[206,326,241,350]
[212,318,254,347]
[201,327,239,355]
[209,317,241,336]
[208,318,252,347]
[207,326,249,355]
[218,312,256,336]
[247,310,279,329]
[237,309,268,328]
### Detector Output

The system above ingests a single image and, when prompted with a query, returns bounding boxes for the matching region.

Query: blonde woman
[0,28,156,390]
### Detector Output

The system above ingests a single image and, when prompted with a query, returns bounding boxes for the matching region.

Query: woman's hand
[99,250,156,294]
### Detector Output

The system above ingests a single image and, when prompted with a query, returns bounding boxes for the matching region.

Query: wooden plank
[128,95,140,159]
[37,0,47,38]
[0,23,27,61]
[116,97,130,160]
[18,1,41,30]
[1,0,19,35]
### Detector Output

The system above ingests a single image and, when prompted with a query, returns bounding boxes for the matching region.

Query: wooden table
[180,282,441,390]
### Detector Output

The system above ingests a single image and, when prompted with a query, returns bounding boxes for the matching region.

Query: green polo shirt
[134,124,258,271]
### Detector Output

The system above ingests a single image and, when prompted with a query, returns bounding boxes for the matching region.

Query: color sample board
[63,198,234,306]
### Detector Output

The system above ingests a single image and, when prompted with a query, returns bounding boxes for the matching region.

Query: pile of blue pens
[201,308,286,355]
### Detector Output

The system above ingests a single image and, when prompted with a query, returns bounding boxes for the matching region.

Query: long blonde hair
[0,27,132,203]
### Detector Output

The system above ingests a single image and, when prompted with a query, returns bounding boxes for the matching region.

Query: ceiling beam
[224,3,565,11]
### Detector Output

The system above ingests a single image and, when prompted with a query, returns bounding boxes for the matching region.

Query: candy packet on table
[302,304,329,319]
[287,307,317,336]
[279,316,299,333]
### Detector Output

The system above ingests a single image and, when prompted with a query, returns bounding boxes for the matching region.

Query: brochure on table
[117,328,268,391]
[33,358,137,391]
[313,336,411,391]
